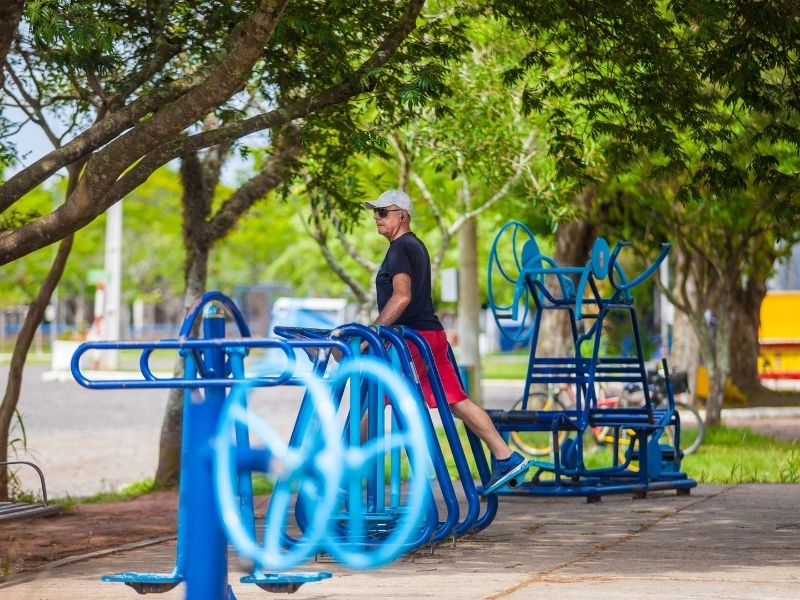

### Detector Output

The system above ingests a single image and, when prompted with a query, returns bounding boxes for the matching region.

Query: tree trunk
[668,246,702,401]
[729,276,767,392]
[538,218,596,359]
[0,236,73,500]
[457,218,481,403]
[153,132,300,488]
[0,0,24,87]
[153,250,208,488]
[699,290,733,426]
[154,149,213,489]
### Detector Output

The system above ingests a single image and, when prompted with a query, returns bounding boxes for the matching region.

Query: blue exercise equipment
[70,292,432,599]
[274,323,500,541]
[483,221,696,501]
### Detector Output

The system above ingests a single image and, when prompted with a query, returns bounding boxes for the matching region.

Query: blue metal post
[184,305,229,599]
[228,348,256,539]
[348,338,364,543]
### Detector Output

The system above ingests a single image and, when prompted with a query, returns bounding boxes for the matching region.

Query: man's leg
[450,398,512,461]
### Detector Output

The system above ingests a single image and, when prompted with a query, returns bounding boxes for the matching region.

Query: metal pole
[184,305,229,599]
[103,200,123,369]
[659,259,672,359]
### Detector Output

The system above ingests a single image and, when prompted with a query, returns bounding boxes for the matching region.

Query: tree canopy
[4,1,798,271]
[1,0,470,263]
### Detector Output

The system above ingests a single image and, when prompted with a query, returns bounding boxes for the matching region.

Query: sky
[4,105,255,187]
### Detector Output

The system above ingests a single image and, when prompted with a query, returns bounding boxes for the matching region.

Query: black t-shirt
[376,233,443,330]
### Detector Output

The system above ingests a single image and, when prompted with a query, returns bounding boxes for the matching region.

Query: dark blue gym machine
[481,221,697,501]
[274,323,500,541]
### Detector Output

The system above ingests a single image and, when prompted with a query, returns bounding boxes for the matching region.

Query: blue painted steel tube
[399,327,481,537]
[276,324,439,551]
[188,310,231,595]
[174,349,196,580]
[183,307,229,600]
[179,291,252,338]
[347,337,364,545]
[374,352,389,514]
[337,324,437,547]
[463,427,499,531]
[227,348,256,544]
[373,326,456,542]
[378,327,462,543]
[447,344,497,533]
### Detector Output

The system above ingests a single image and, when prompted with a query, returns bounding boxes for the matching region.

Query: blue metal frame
[274,323,500,543]
[70,292,432,598]
[483,222,696,500]
[275,324,439,555]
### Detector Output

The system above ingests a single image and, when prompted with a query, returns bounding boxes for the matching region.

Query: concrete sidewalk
[2,483,798,599]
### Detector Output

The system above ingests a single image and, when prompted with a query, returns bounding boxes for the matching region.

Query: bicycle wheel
[509,392,567,456]
[590,424,635,467]
[665,401,705,455]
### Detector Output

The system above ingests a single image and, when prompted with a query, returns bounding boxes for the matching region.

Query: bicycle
[509,371,705,457]
[508,384,574,456]
[609,370,705,456]
[509,382,630,457]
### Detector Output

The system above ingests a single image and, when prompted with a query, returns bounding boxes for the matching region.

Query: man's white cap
[364,189,412,215]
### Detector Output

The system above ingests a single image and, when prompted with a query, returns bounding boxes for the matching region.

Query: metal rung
[331,511,400,522]
[0,502,63,523]
[486,409,580,429]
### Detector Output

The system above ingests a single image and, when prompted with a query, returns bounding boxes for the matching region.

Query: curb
[0,535,177,588]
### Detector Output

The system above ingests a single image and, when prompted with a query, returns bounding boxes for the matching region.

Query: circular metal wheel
[215,357,432,573]
[509,392,568,457]
[659,401,705,456]
[319,358,432,570]
[214,373,345,572]
[487,221,538,344]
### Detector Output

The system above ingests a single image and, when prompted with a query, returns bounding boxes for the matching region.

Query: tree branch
[0,0,427,265]
[304,204,371,304]
[206,125,302,243]
[111,0,428,173]
[448,131,537,236]
[0,75,202,211]
[331,210,378,273]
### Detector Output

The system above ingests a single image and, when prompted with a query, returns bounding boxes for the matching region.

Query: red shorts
[405,329,468,409]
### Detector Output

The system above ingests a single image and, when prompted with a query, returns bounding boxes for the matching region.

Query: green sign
[87,269,109,285]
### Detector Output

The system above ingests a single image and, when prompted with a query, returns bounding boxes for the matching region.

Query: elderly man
[365,189,528,491]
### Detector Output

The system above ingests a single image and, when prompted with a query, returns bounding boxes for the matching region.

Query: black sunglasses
[373,207,402,218]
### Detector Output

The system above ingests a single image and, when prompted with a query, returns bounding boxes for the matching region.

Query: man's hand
[359,324,380,354]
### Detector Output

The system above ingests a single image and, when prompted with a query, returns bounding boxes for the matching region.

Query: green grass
[680,426,800,483]
[47,424,798,511]
[50,477,157,510]
[481,352,528,380]
[432,422,799,485]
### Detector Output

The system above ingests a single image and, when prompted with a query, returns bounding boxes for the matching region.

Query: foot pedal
[242,571,332,593]
[482,458,535,495]
[102,572,183,594]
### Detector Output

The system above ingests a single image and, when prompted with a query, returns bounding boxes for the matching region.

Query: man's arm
[374,273,411,326]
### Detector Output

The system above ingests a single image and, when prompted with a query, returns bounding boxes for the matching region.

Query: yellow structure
[694,365,747,404]
[758,291,800,378]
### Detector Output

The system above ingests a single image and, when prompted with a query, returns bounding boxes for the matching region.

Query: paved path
[2,484,798,598]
